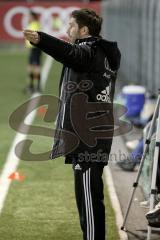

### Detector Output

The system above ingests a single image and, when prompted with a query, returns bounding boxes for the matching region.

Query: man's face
[29,14,33,23]
[66,17,81,43]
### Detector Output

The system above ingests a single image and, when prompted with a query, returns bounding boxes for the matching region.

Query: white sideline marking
[0,55,53,213]
[103,166,128,240]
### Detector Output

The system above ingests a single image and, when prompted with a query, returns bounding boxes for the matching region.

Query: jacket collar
[75,36,101,44]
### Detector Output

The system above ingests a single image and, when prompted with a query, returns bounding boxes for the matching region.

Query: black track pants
[73,163,105,240]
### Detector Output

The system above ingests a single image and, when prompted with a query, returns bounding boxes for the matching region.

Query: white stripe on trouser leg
[83,171,90,240]
[85,171,92,240]
[83,169,95,240]
[88,168,95,240]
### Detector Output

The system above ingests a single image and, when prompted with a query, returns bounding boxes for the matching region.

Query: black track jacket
[34,32,121,164]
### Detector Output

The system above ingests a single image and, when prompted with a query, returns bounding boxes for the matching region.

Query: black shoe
[36,87,42,94]
[117,159,136,171]
[23,86,35,94]
[146,202,160,228]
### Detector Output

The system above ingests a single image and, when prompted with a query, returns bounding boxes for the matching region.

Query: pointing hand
[23,29,40,44]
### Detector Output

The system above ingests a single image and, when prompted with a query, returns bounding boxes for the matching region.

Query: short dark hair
[29,10,39,20]
[71,8,102,37]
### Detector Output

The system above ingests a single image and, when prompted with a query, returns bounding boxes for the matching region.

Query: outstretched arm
[23,30,95,71]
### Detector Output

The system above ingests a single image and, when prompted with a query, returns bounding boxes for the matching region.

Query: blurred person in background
[52,15,63,31]
[24,8,121,240]
[24,10,42,94]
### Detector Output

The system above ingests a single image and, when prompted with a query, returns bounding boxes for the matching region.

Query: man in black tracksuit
[24,8,121,240]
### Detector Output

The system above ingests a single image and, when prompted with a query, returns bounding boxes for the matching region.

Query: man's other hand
[23,30,40,44]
